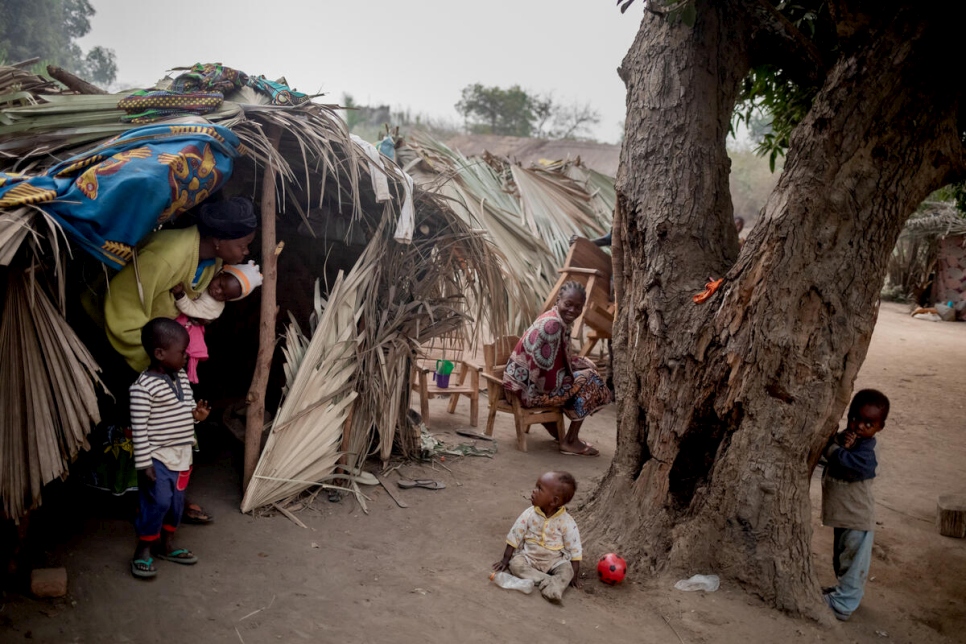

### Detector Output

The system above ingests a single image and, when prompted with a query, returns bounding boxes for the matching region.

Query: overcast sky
[79,0,643,143]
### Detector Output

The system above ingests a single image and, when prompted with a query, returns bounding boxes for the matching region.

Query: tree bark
[584,2,964,615]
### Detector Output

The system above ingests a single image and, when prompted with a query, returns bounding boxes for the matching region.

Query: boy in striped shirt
[130,318,210,579]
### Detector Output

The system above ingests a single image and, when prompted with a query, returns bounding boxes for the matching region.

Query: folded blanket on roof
[0,123,245,268]
[171,63,247,94]
[171,63,311,106]
[119,90,224,124]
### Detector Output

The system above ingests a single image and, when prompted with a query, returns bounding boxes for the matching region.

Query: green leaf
[681,2,697,27]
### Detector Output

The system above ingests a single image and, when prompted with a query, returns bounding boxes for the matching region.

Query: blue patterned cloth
[0,123,245,269]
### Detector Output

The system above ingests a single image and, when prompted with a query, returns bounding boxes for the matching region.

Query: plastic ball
[597,553,627,585]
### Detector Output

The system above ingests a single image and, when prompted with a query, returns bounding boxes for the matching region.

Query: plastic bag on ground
[674,574,720,592]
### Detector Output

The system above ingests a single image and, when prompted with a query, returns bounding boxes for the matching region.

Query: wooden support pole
[244,125,282,491]
[46,65,107,95]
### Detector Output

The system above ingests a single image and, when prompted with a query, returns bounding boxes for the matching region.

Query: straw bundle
[0,266,105,519]
[400,132,613,330]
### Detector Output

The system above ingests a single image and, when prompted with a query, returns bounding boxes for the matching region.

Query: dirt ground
[3,302,965,643]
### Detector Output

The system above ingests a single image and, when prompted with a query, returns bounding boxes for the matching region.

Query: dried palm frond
[240,269,362,513]
[241,191,509,512]
[510,164,606,260]
[0,208,33,266]
[0,264,105,519]
[903,203,966,239]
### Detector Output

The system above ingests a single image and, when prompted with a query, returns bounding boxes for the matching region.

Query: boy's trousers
[826,528,874,618]
[135,459,190,541]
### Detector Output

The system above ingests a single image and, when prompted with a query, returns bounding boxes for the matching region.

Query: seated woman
[503,281,613,456]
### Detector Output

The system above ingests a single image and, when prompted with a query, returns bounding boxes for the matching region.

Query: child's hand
[171,284,185,298]
[570,561,581,588]
[842,430,857,449]
[193,400,211,422]
[141,465,157,483]
[492,559,510,572]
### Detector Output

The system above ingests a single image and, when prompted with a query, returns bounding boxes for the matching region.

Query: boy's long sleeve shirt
[129,369,196,471]
[822,436,878,531]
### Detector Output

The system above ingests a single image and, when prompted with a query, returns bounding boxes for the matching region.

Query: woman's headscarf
[197,196,257,240]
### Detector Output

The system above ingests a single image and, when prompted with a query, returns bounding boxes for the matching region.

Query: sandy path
[3,302,964,643]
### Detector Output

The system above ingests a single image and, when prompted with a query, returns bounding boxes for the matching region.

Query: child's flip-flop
[397,479,446,490]
[131,557,157,578]
[156,548,199,565]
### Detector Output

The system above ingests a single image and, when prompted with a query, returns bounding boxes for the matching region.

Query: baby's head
[141,317,189,372]
[530,471,577,515]
[207,271,243,302]
[847,388,890,439]
[215,261,263,302]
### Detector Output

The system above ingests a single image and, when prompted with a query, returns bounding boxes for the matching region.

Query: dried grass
[0,265,105,518]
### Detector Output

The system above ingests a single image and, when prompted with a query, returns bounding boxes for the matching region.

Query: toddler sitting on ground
[493,471,582,602]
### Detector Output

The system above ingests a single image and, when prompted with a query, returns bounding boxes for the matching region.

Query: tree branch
[826,0,870,42]
[744,0,827,85]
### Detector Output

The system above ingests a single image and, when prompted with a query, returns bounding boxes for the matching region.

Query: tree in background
[0,0,117,85]
[456,83,602,140]
[587,0,964,615]
[456,83,535,137]
[537,95,602,140]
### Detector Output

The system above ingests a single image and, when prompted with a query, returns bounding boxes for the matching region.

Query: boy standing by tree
[821,388,890,620]
[129,318,210,578]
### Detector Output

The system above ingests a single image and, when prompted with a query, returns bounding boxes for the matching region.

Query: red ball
[597,553,627,585]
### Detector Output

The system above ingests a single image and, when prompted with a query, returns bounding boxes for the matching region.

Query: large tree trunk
[585,2,963,615]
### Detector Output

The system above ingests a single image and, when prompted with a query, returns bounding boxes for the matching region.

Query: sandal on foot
[131,557,157,578]
[183,504,214,524]
[560,443,599,457]
[156,548,198,565]
[397,479,446,490]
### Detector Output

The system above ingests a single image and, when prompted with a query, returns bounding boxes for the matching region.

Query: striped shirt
[130,369,196,470]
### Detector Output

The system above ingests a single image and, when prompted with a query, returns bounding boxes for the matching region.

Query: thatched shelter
[398,132,615,330]
[885,201,966,315]
[0,64,509,519]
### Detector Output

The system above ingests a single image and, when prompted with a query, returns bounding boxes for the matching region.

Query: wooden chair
[482,336,564,452]
[579,302,616,357]
[411,336,480,427]
[540,237,614,343]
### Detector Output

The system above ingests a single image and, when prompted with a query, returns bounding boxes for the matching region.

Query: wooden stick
[244,124,282,491]
[377,476,408,508]
[272,502,307,529]
[11,57,40,69]
[661,614,687,644]
[45,65,107,95]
